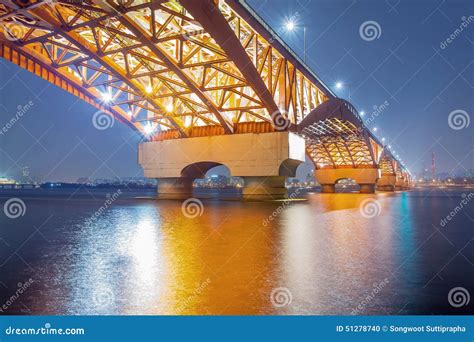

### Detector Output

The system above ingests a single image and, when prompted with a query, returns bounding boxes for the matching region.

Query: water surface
[0,189,472,315]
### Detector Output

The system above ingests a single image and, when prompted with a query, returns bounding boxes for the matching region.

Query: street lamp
[101,91,113,103]
[284,18,307,63]
[285,20,295,31]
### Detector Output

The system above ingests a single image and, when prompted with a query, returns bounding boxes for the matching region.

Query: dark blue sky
[0,0,472,182]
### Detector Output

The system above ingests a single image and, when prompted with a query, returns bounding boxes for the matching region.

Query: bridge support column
[157,177,194,200]
[242,176,287,201]
[377,174,396,192]
[378,185,395,191]
[320,184,336,193]
[315,168,380,194]
[138,132,306,201]
[359,184,376,193]
[395,178,405,191]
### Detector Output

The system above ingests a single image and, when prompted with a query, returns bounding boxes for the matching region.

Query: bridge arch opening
[279,159,305,178]
[334,178,360,193]
[181,162,225,179]
[180,162,243,199]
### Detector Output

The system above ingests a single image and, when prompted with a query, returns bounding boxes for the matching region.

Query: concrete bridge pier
[157,177,195,200]
[395,177,405,191]
[241,176,287,201]
[139,131,306,201]
[315,168,381,194]
[320,184,336,193]
[377,174,396,192]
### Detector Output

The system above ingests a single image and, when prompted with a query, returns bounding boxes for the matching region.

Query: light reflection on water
[0,189,472,315]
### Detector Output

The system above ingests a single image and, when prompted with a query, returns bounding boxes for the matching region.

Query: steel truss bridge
[0,0,411,193]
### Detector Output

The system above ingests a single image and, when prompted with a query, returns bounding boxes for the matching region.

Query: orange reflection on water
[27,193,407,315]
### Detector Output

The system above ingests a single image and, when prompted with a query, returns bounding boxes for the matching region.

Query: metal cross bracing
[0,0,410,176]
[299,98,387,171]
[0,0,332,138]
[379,149,398,175]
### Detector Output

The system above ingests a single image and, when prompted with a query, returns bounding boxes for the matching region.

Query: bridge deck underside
[0,0,409,179]
[301,118,378,169]
[0,0,330,136]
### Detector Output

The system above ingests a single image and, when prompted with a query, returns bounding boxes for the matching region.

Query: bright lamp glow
[360,111,365,116]
[285,20,295,31]
[373,127,378,132]
[145,85,153,94]
[101,92,113,103]
[165,104,173,113]
[143,123,155,135]
[335,82,343,89]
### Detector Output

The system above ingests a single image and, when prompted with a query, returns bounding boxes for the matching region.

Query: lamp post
[284,19,307,63]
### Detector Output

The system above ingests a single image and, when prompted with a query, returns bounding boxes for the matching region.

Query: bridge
[0,0,411,200]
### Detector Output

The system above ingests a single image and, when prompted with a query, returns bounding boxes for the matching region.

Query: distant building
[0,177,17,185]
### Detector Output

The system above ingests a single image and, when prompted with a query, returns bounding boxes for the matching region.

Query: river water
[0,188,472,315]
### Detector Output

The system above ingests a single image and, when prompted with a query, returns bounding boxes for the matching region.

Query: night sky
[0,0,472,183]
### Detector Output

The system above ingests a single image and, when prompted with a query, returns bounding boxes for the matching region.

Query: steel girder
[0,0,331,136]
